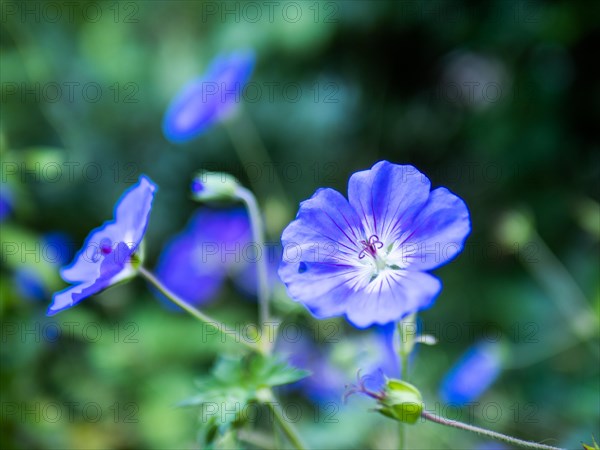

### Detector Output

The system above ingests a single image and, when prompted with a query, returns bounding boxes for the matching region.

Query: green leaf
[178,353,310,446]
[250,353,311,387]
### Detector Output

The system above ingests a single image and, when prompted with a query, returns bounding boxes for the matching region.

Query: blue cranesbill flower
[154,207,254,306]
[279,161,471,328]
[47,176,156,316]
[439,341,504,405]
[163,50,255,143]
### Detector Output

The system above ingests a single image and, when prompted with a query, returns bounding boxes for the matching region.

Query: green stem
[138,266,261,353]
[400,350,409,381]
[224,112,289,206]
[236,186,270,330]
[398,338,407,449]
[266,398,307,450]
[521,232,599,357]
[397,314,416,449]
[398,421,405,450]
[421,410,564,450]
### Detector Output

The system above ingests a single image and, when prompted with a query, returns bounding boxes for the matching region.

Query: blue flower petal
[399,187,471,271]
[362,323,401,391]
[154,207,252,306]
[14,269,47,302]
[281,187,365,264]
[42,232,75,266]
[345,271,441,328]
[347,161,431,243]
[48,280,105,316]
[440,341,503,405]
[154,231,225,306]
[61,176,156,283]
[163,50,255,143]
[0,185,13,222]
[113,175,157,247]
[50,176,156,316]
[48,243,132,316]
[279,188,367,316]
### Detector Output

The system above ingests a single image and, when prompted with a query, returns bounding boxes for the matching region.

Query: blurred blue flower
[154,207,258,306]
[47,176,156,316]
[163,50,255,143]
[361,323,400,392]
[42,232,75,266]
[279,160,471,328]
[14,268,47,302]
[0,185,13,221]
[14,232,75,302]
[278,334,345,404]
[439,341,504,405]
[278,323,399,403]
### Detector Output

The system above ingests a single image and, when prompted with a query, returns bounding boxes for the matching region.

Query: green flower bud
[191,171,240,202]
[378,379,423,425]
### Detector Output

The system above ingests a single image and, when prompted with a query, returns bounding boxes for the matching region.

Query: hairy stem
[421,410,564,450]
[139,266,261,353]
[224,112,289,206]
[236,186,270,331]
[266,398,307,450]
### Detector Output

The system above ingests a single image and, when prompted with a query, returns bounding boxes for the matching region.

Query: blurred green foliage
[1,0,599,449]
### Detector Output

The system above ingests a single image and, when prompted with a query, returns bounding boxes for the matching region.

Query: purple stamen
[358,234,383,259]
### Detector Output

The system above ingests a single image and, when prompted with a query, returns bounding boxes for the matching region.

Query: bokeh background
[1,1,599,449]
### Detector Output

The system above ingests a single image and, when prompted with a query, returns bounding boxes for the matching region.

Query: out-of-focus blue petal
[42,232,75,266]
[48,280,103,316]
[113,176,157,247]
[163,49,255,143]
[362,323,400,391]
[0,185,13,221]
[59,220,121,283]
[154,207,253,306]
[439,341,503,405]
[14,233,75,303]
[277,331,348,404]
[155,231,225,306]
[400,187,471,271]
[14,269,47,301]
[347,161,431,243]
